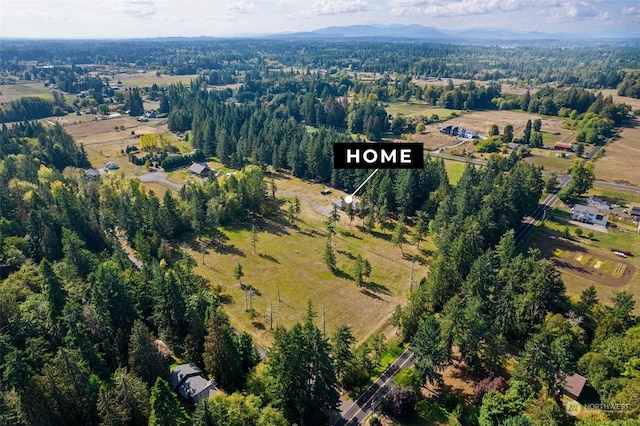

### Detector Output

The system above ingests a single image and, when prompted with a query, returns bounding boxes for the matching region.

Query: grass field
[442,159,466,185]
[524,147,575,174]
[185,175,430,349]
[0,82,54,104]
[100,73,199,89]
[593,119,640,187]
[385,101,461,119]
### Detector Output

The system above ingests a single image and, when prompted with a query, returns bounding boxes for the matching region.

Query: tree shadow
[258,253,279,263]
[339,230,361,240]
[252,321,266,330]
[337,249,357,260]
[360,288,383,300]
[218,294,233,305]
[213,242,245,257]
[362,280,391,295]
[240,284,261,296]
[332,268,353,281]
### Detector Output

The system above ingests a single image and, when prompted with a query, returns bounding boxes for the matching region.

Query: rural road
[333,347,415,425]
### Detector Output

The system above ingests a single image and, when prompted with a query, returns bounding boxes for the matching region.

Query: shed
[563,373,587,399]
[188,163,210,177]
[630,206,640,220]
[555,142,575,151]
[170,364,219,406]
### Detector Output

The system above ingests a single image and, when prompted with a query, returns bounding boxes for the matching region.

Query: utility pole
[269,301,273,330]
[409,256,415,293]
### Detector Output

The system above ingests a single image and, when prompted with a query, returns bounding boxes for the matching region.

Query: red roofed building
[555,142,575,151]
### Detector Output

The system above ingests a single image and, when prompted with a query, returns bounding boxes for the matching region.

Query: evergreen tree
[203,309,243,390]
[149,377,189,426]
[331,324,355,385]
[412,210,428,250]
[128,320,170,387]
[267,301,338,425]
[391,216,408,255]
[323,237,337,271]
[413,315,450,389]
[40,258,67,326]
[97,369,150,426]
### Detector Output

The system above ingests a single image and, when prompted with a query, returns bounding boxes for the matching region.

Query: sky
[1,0,640,39]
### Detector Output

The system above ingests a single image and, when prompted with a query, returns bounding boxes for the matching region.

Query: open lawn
[186,174,430,349]
[102,73,199,89]
[593,117,640,187]
[442,159,466,185]
[524,147,576,174]
[528,214,640,314]
[0,82,53,104]
[385,101,461,119]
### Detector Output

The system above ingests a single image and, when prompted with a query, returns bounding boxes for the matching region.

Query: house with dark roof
[169,364,218,406]
[630,206,640,221]
[188,163,210,177]
[563,373,587,399]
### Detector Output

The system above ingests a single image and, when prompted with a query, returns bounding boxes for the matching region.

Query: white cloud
[391,0,529,18]
[623,6,639,16]
[117,0,158,19]
[292,0,369,18]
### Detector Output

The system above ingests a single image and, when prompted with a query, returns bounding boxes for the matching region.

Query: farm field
[0,81,54,103]
[63,116,187,182]
[529,212,640,314]
[187,173,430,350]
[593,117,640,187]
[98,72,199,89]
[385,101,461,119]
[524,147,576,174]
[416,110,572,151]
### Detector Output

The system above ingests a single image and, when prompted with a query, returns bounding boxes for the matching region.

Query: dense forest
[1,38,640,425]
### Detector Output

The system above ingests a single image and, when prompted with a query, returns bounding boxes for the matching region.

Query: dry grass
[593,118,640,187]
[416,110,572,151]
[188,174,430,349]
[101,73,199,89]
[0,82,53,104]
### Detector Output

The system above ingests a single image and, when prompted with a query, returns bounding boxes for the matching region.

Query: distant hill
[270,24,640,45]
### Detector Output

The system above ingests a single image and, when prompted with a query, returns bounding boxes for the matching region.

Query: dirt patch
[535,234,635,288]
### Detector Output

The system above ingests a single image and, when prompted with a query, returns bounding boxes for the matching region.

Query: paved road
[514,174,570,246]
[333,347,415,425]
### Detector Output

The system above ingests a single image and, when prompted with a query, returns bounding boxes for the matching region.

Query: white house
[571,204,608,226]
[586,196,610,211]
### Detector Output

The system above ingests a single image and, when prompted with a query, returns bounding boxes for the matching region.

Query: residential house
[571,204,608,226]
[188,163,210,177]
[630,206,640,222]
[169,364,219,406]
[586,196,610,211]
[563,373,587,399]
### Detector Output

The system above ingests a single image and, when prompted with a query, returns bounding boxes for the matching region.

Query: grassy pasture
[103,73,199,89]
[524,147,575,174]
[187,174,430,349]
[0,82,54,104]
[385,101,461,119]
[593,119,640,187]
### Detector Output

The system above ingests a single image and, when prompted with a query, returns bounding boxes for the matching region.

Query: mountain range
[269,24,640,45]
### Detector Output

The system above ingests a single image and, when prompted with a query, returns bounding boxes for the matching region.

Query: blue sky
[2,0,640,38]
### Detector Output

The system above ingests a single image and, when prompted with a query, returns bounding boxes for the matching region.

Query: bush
[472,376,508,405]
[575,228,583,237]
[381,386,416,418]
